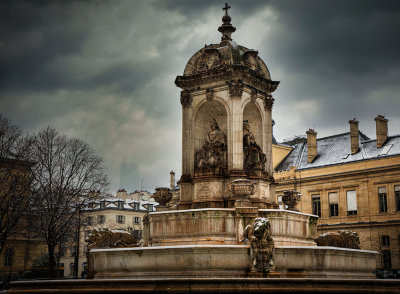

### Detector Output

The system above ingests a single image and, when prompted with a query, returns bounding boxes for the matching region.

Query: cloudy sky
[1,0,400,193]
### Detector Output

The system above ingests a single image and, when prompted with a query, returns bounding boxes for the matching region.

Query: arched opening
[193,100,228,175]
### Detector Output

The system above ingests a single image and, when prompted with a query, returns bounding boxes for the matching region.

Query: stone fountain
[87,5,377,282]
[10,5,397,294]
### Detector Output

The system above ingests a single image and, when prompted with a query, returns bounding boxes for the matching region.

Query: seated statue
[243,121,266,171]
[196,118,226,172]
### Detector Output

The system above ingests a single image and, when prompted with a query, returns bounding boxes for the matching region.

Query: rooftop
[276,132,400,171]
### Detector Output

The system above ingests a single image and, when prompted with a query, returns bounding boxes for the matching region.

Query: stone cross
[223,3,230,15]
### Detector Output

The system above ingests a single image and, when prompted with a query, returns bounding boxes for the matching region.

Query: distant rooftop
[276,131,400,172]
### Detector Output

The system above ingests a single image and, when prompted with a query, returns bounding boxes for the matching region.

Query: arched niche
[194,100,228,153]
[243,102,263,149]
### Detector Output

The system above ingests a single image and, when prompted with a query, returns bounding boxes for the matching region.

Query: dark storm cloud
[1,0,399,192]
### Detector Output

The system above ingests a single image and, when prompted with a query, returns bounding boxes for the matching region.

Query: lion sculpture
[85,228,139,250]
[315,230,360,249]
[241,217,274,272]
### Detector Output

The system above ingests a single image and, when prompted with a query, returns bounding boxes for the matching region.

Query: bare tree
[0,115,34,255]
[30,127,108,278]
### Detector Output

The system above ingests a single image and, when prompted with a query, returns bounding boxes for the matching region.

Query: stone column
[180,90,193,178]
[264,94,274,175]
[179,90,193,205]
[229,82,245,175]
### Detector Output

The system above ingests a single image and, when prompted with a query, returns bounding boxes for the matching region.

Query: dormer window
[133,202,140,210]
[100,201,105,209]
[147,204,153,211]
[117,201,124,209]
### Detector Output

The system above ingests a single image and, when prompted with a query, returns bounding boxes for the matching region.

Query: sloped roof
[276,132,400,171]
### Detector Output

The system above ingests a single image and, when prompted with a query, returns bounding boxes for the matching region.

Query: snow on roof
[276,133,400,172]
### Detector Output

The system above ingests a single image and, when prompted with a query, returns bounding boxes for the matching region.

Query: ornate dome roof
[182,4,271,80]
[183,42,271,80]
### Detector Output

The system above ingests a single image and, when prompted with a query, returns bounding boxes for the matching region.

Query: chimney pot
[306,129,317,163]
[349,119,359,155]
[375,115,388,148]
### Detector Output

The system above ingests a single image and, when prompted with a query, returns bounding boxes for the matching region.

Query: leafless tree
[30,127,108,278]
[0,115,34,255]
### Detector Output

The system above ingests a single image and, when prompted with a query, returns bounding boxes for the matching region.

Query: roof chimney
[170,170,175,190]
[306,129,317,163]
[375,115,388,148]
[349,119,359,154]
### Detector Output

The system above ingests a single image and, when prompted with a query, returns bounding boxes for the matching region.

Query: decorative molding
[250,88,258,103]
[263,94,274,110]
[228,80,244,98]
[180,90,192,107]
[206,88,214,101]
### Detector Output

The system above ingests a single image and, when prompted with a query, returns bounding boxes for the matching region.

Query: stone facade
[274,116,400,271]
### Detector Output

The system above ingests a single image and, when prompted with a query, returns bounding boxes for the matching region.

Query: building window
[118,201,124,209]
[133,202,140,210]
[100,201,105,209]
[382,250,392,269]
[381,235,390,247]
[395,185,400,211]
[378,187,388,213]
[70,246,76,257]
[346,190,357,216]
[98,215,105,224]
[4,248,13,266]
[328,192,339,217]
[133,217,140,224]
[277,195,284,209]
[88,202,94,208]
[312,195,321,217]
[86,216,94,226]
[147,204,153,211]
[116,215,125,224]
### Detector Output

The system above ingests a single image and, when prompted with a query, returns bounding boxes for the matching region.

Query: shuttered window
[346,190,357,215]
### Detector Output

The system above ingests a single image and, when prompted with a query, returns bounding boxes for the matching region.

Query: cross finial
[223,3,230,15]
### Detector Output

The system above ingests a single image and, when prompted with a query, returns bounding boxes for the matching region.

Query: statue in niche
[195,118,226,173]
[243,121,266,172]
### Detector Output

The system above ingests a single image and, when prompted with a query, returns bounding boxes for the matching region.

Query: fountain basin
[89,245,377,279]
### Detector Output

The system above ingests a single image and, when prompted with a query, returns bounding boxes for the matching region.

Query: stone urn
[153,187,172,207]
[282,190,302,212]
[228,179,255,207]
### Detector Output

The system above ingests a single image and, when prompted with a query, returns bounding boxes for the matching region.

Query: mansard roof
[276,131,400,172]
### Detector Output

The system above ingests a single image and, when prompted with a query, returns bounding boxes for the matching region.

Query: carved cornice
[175,66,280,94]
[228,80,244,98]
[180,90,192,107]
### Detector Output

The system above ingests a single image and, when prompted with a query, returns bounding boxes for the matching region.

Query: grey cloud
[1,0,399,192]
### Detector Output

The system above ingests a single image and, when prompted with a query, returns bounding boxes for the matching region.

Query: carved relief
[229,80,244,98]
[191,49,227,75]
[243,121,266,174]
[263,94,274,110]
[250,88,258,103]
[206,88,214,101]
[180,90,192,107]
[195,118,227,175]
[241,217,274,272]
